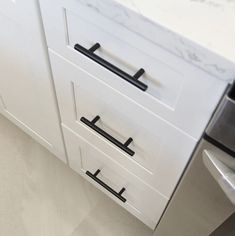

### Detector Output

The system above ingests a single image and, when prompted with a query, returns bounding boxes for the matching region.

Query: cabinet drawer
[49,52,196,198]
[40,0,227,139]
[62,125,168,229]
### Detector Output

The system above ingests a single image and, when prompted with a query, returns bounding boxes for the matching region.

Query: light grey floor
[0,115,153,236]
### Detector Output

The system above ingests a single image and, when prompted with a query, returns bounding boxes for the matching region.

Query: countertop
[77,0,235,82]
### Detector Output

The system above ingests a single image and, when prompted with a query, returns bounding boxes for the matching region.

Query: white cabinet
[0,0,66,162]
[38,0,229,229]
[49,51,197,198]
[0,0,227,230]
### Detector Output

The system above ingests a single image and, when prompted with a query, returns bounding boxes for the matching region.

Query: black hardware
[74,43,147,91]
[86,169,127,203]
[80,116,135,156]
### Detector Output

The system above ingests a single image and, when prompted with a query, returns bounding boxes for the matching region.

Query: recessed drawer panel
[49,51,196,198]
[40,0,227,139]
[62,125,168,229]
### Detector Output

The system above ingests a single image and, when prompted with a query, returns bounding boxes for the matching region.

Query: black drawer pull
[86,169,127,203]
[80,116,135,156]
[74,43,148,91]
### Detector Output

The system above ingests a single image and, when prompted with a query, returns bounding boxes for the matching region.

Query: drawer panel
[49,51,196,198]
[62,125,168,229]
[40,0,227,139]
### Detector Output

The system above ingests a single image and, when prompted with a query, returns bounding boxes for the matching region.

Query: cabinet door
[0,1,66,162]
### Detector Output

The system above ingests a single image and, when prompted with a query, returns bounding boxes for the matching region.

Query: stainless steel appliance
[154,83,235,236]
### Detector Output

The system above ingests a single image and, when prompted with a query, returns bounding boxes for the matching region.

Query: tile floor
[0,114,153,236]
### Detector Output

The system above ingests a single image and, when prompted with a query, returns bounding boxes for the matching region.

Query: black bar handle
[86,169,127,203]
[80,116,135,156]
[74,43,148,91]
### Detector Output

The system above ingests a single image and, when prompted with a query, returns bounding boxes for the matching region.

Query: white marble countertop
[78,0,235,82]
[116,0,235,62]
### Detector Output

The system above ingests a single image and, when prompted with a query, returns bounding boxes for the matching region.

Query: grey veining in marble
[0,114,152,236]
[76,0,235,82]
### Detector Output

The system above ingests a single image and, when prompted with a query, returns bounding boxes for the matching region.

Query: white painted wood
[62,125,168,229]
[49,51,197,198]
[0,1,66,162]
[39,0,228,139]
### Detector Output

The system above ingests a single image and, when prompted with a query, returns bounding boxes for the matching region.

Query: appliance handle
[203,150,235,205]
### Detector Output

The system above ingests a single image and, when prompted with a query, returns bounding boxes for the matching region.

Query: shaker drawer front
[40,0,227,139]
[62,125,168,229]
[40,0,183,106]
[49,51,196,198]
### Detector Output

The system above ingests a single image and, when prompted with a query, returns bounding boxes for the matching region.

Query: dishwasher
[155,82,235,236]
